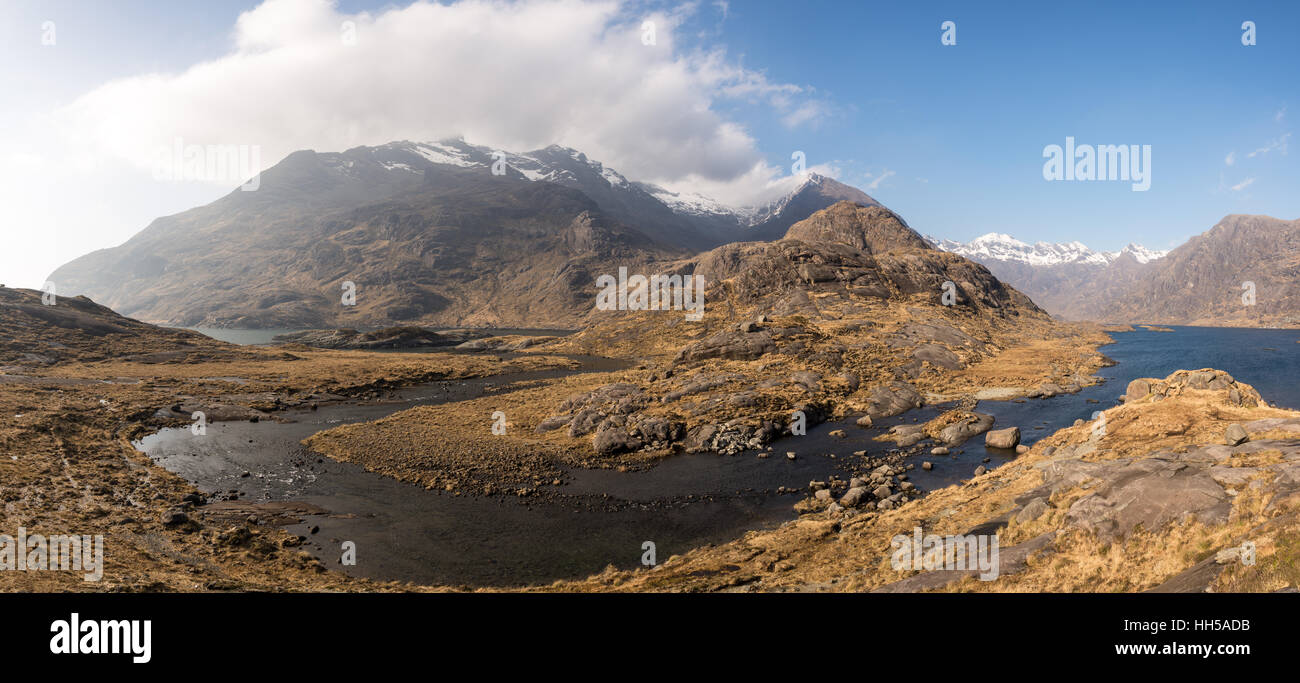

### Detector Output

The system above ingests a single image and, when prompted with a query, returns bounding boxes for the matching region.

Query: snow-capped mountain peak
[1111,243,1168,264]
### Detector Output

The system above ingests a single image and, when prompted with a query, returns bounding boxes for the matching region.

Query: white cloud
[865,169,895,191]
[1224,151,1235,166]
[0,0,839,287]
[664,160,842,209]
[1277,106,1287,122]
[56,0,825,204]
[1230,177,1255,192]
[780,100,830,128]
[1247,132,1291,158]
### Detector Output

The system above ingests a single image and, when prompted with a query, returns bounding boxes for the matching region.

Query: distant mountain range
[926,233,1166,267]
[921,233,1167,321]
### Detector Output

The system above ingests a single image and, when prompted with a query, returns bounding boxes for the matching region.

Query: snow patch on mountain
[647,186,744,218]
[407,141,479,168]
[600,166,627,187]
[645,177,845,225]
[1109,243,1167,264]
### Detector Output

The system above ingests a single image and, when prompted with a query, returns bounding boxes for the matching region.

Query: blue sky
[708,0,1298,250]
[0,0,1296,289]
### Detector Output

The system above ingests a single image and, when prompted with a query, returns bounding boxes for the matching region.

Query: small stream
[135,326,1300,587]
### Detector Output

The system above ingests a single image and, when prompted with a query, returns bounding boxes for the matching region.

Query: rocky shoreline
[545,369,1300,593]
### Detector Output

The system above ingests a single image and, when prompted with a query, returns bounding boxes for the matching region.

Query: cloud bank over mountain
[59,0,827,207]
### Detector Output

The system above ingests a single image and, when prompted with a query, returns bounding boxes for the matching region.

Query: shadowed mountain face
[48,149,690,328]
[48,141,886,329]
[743,174,884,243]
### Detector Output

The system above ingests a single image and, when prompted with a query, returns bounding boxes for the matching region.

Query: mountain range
[48,139,878,328]
[923,233,1168,320]
[45,138,1299,330]
[301,138,880,251]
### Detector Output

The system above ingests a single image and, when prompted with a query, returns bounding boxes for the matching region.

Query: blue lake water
[183,328,304,345]
[1093,326,1300,409]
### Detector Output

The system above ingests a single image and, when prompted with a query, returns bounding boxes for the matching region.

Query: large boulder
[912,343,963,370]
[985,427,1021,449]
[1062,458,1232,540]
[674,329,776,363]
[938,411,995,446]
[1125,379,1151,402]
[1122,370,1261,407]
[864,381,924,419]
[840,486,871,508]
[888,424,927,447]
[592,426,643,456]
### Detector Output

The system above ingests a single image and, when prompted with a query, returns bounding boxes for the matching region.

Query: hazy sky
[1,0,1296,290]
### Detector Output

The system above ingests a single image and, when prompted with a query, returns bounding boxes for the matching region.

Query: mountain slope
[385,139,721,250]
[48,140,900,329]
[559,200,1049,370]
[0,285,237,367]
[1096,214,1300,326]
[689,202,1042,323]
[317,139,878,251]
[397,139,885,249]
